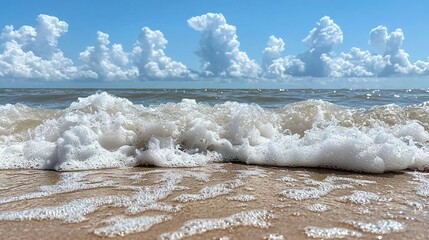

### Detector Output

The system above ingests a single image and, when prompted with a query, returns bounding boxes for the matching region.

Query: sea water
[0,88,428,239]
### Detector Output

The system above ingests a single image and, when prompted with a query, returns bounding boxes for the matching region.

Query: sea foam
[1,91,428,172]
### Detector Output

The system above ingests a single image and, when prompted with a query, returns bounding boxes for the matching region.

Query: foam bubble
[0,195,127,223]
[277,176,297,183]
[306,203,329,212]
[337,190,392,205]
[280,177,353,201]
[263,233,285,240]
[304,226,362,238]
[94,215,172,237]
[345,220,405,234]
[174,179,243,202]
[159,210,272,240]
[227,194,256,202]
[0,172,115,204]
[408,172,429,197]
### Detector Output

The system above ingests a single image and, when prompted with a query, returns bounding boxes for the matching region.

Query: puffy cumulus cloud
[264,18,429,78]
[369,26,405,53]
[188,13,261,78]
[368,26,426,75]
[132,27,190,79]
[265,56,305,78]
[303,16,343,52]
[0,14,86,80]
[262,35,305,78]
[321,47,387,77]
[262,35,285,70]
[261,16,343,78]
[296,16,343,77]
[2,13,429,82]
[79,31,138,80]
[2,14,68,59]
[321,26,429,77]
[0,15,190,81]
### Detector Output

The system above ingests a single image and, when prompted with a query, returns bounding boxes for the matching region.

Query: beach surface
[0,164,428,239]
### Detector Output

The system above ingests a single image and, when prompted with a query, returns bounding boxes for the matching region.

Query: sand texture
[0,164,428,239]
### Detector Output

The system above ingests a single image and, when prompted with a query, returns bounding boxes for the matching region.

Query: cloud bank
[0,13,428,81]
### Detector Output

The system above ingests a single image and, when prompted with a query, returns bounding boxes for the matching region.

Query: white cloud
[0,14,84,80]
[262,35,285,70]
[296,16,343,77]
[321,26,429,77]
[132,27,190,79]
[368,26,427,75]
[1,13,429,82]
[79,31,138,80]
[188,13,261,78]
[303,16,343,52]
[261,35,305,78]
[321,47,387,77]
[0,15,191,81]
[261,16,344,78]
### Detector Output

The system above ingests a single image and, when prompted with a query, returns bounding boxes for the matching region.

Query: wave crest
[0,92,428,172]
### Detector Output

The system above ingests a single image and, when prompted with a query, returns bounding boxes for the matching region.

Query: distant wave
[0,92,428,172]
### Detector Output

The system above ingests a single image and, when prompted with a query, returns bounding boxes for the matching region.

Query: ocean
[0,88,428,239]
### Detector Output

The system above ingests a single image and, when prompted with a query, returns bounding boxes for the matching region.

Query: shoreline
[0,164,428,239]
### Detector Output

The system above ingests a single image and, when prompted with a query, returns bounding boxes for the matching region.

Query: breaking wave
[1,92,428,172]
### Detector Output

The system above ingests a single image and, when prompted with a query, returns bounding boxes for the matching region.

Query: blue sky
[0,0,429,88]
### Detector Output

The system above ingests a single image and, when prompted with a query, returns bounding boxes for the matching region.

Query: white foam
[227,194,256,202]
[354,208,372,215]
[1,92,429,172]
[280,177,353,201]
[337,190,392,205]
[304,226,362,238]
[0,195,127,223]
[216,237,230,240]
[408,172,429,197]
[236,169,268,178]
[277,176,297,183]
[345,220,405,234]
[0,169,200,223]
[159,210,272,240]
[306,203,329,212]
[174,179,243,202]
[263,233,285,240]
[0,172,115,204]
[94,215,172,237]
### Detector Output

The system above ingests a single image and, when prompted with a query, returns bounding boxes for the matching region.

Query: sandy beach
[0,164,427,239]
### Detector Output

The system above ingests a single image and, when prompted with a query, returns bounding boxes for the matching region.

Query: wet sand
[0,164,428,239]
